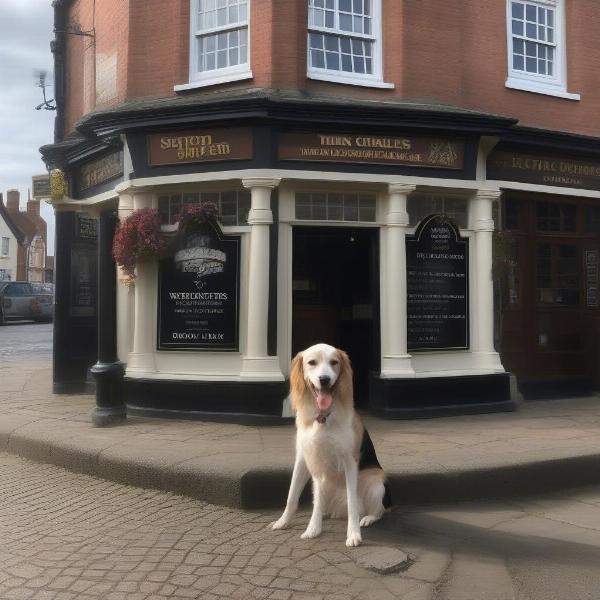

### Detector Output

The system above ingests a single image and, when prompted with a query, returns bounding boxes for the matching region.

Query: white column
[116,192,133,363]
[471,189,504,371]
[240,178,284,380]
[126,191,157,374]
[381,183,416,378]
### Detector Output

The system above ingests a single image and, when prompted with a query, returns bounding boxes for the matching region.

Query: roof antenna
[33,69,56,111]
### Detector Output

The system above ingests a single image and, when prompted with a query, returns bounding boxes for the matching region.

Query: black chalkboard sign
[406,215,469,351]
[158,220,240,351]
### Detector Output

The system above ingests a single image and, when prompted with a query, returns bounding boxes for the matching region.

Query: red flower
[112,208,165,280]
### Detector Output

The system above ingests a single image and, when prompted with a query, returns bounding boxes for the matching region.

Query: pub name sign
[488,150,600,191]
[147,128,253,166]
[279,132,464,169]
[79,150,124,192]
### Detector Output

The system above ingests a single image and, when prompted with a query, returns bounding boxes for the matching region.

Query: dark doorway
[499,193,600,397]
[292,227,379,407]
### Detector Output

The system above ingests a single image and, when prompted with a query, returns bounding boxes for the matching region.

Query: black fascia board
[41,136,122,169]
[76,95,517,139]
[498,125,600,159]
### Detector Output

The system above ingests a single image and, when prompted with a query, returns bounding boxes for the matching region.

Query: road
[2,451,600,600]
[0,322,52,362]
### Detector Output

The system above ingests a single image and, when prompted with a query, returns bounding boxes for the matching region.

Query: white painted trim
[505,76,580,100]
[490,179,600,198]
[175,69,253,91]
[505,0,580,100]
[307,71,394,89]
[307,0,392,89]
[59,169,600,211]
[182,0,251,90]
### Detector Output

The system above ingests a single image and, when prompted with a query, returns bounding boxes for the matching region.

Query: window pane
[340,13,352,31]
[343,195,359,221]
[512,2,524,19]
[514,38,524,54]
[326,52,340,70]
[311,49,325,68]
[512,19,523,35]
[513,54,524,70]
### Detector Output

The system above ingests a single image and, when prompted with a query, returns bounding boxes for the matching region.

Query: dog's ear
[336,350,354,407]
[289,351,306,413]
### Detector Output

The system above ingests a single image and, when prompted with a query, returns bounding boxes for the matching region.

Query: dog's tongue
[316,390,333,411]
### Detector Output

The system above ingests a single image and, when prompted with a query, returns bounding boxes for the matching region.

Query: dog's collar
[315,410,331,424]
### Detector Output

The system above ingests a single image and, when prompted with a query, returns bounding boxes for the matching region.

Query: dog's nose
[319,375,331,388]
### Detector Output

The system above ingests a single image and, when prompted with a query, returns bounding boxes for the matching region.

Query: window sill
[505,77,580,101]
[174,70,253,92]
[308,70,395,89]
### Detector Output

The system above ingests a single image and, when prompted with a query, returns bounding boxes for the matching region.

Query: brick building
[41,0,600,423]
[2,190,47,283]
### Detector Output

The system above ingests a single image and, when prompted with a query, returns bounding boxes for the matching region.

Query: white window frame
[1,237,9,257]
[307,0,393,89]
[505,0,579,100]
[175,0,253,92]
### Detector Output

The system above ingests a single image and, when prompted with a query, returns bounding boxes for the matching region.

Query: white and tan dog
[271,343,391,547]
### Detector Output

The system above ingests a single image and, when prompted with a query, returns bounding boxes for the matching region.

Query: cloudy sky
[0,0,55,254]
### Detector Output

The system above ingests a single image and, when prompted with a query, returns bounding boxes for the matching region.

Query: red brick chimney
[6,189,20,213]
[27,199,40,217]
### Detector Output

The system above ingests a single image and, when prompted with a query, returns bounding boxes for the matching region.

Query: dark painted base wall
[124,378,290,424]
[369,372,517,419]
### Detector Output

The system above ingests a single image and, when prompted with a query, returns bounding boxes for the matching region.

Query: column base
[126,352,157,375]
[380,355,415,378]
[90,361,126,427]
[92,406,127,427]
[369,372,517,419]
[470,351,505,371]
[240,356,284,381]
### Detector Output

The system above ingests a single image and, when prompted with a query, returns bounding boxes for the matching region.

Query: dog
[271,343,391,547]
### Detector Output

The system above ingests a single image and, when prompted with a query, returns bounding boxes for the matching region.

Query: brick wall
[62,0,600,139]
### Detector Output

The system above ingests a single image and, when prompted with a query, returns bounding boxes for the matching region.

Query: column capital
[242,177,281,190]
[473,188,502,202]
[388,182,417,196]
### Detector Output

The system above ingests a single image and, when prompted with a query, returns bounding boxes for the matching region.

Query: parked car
[0,281,54,324]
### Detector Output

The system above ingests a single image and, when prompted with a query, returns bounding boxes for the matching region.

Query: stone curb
[3,425,600,509]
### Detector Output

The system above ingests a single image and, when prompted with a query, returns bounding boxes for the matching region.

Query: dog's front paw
[345,530,362,547]
[360,515,381,527]
[300,524,322,539]
[270,517,291,530]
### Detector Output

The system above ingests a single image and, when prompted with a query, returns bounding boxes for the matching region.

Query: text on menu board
[158,220,240,351]
[406,215,469,351]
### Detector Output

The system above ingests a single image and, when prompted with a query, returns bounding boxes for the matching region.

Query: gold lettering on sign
[147,128,252,166]
[79,151,123,191]
[279,132,464,169]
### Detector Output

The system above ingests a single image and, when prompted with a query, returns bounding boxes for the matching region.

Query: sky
[0,0,56,254]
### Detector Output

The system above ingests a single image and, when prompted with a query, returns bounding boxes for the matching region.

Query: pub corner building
[41,0,600,425]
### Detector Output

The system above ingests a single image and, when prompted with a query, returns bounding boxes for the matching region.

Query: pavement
[2,360,600,510]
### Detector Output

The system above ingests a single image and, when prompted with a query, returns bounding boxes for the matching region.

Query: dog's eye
[330,360,339,366]
[307,359,317,366]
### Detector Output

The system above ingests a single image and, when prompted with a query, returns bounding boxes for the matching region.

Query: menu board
[406,215,469,351]
[158,221,240,351]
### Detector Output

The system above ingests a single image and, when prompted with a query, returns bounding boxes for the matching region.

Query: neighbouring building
[3,190,48,283]
[0,193,22,282]
[41,0,600,424]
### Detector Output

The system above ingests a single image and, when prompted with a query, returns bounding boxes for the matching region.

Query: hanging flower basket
[112,207,165,281]
[174,201,219,234]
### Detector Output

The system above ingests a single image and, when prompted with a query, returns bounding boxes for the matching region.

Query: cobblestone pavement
[0,452,436,600]
[4,452,600,599]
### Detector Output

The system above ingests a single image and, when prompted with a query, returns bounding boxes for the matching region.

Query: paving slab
[1,362,600,509]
